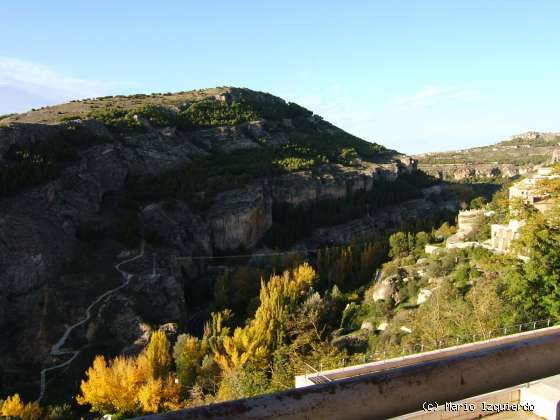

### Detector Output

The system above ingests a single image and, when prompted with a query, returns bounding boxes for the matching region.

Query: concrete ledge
[521,384,560,420]
[297,325,559,386]
[134,326,560,420]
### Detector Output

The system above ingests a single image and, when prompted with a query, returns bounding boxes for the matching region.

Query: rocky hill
[0,87,459,400]
[415,131,560,181]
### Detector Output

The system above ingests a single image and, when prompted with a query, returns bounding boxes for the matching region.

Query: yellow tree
[213,263,316,372]
[146,330,172,379]
[137,375,182,413]
[1,394,42,420]
[77,354,147,415]
[78,340,181,416]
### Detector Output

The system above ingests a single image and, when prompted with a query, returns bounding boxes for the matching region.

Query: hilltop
[1,87,291,126]
[415,131,560,181]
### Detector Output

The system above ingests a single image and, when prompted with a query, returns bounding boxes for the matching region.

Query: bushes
[87,96,313,132]
[0,126,110,198]
[388,231,431,259]
[126,133,392,212]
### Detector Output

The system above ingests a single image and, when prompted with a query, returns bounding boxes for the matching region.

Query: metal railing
[302,318,556,380]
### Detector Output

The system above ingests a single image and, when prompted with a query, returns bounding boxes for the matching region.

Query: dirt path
[37,241,145,401]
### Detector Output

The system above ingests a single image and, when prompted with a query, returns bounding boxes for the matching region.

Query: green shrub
[0,126,109,198]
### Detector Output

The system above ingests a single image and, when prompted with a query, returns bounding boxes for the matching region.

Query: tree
[77,348,182,416]
[414,232,430,257]
[433,222,457,240]
[470,196,487,209]
[1,394,42,420]
[173,334,209,392]
[146,330,172,379]
[213,271,231,310]
[77,355,145,415]
[212,263,317,372]
[359,243,384,284]
[389,232,410,258]
[216,363,269,401]
[329,247,354,291]
[508,214,560,319]
[137,375,182,414]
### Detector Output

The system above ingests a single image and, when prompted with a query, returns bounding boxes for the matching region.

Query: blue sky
[2,1,559,153]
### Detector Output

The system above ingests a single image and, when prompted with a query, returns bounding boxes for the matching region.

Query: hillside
[415,131,560,181]
[0,87,467,407]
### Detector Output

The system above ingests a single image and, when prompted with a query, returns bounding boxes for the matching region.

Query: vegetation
[86,93,314,132]
[9,88,560,417]
[0,126,109,198]
[126,132,387,211]
[1,394,42,419]
[18,166,560,417]
[264,171,438,248]
[77,332,183,416]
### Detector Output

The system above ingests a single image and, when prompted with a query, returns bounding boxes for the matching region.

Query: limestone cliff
[0,87,421,395]
[415,131,560,181]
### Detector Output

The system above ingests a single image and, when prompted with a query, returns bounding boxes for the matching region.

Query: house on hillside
[490,167,557,252]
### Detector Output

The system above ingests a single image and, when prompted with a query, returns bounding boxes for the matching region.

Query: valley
[1,87,559,418]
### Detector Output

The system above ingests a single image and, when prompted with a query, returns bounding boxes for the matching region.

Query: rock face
[415,131,560,181]
[419,163,524,181]
[0,88,425,394]
[371,275,398,302]
[208,183,272,250]
[416,288,432,305]
[304,196,459,247]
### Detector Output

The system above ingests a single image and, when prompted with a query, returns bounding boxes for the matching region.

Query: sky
[2,1,560,154]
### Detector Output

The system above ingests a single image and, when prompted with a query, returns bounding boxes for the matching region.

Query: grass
[0,87,312,126]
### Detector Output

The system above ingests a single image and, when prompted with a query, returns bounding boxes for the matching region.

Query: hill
[415,131,560,181]
[1,87,463,404]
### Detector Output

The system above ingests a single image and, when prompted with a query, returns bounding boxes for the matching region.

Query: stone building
[490,166,559,252]
[509,167,557,207]
[490,219,525,252]
[445,209,485,248]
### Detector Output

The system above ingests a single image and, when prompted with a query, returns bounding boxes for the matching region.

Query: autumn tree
[212,263,317,372]
[173,334,209,392]
[1,394,42,420]
[146,330,172,379]
[78,331,181,416]
[77,355,146,415]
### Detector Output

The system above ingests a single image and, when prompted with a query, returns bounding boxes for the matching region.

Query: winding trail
[38,241,145,401]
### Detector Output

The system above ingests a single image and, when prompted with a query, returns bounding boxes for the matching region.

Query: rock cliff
[415,131,560,181]
[0,87,423,395]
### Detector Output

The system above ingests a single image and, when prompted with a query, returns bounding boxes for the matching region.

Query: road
[37,241,145,401]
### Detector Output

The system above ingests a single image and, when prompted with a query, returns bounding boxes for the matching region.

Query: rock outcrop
[0,87,425,395]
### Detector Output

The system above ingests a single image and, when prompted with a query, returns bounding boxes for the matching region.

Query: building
[490,166,557,252]
[509,167,557,206]
[444,209,487,250]
[490,219,525,252]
